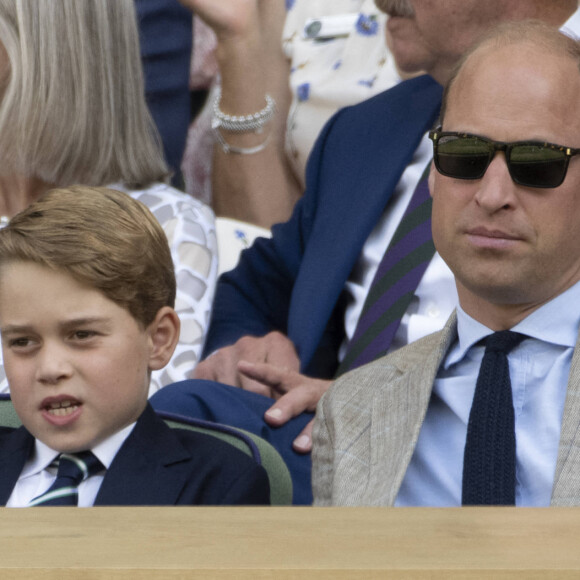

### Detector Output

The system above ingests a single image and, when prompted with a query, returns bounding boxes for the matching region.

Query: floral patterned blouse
[283,0,401,187]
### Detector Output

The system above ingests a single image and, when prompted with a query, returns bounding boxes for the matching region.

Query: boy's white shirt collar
[19,422,136,480]
[561,6,580,40]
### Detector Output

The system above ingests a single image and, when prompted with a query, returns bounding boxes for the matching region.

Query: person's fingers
[235,360,283,398]
[263,377,331,425]
[192,333,274,387]
[193,348,244,387]
[238,360,287,388]
[292,420,314,454]
[193,332,301,399]
[262,331,300,372]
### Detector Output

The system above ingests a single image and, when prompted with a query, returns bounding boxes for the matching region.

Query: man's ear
[147,306,180,371]
[428,161,436,198]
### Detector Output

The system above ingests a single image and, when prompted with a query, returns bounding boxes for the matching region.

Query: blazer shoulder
[365,74,443,107]
[99,405,270,506]
[167,423,272,505]
[0,427,35,506]
[0,425,33,453]
[312,74,443,173]
[131,404,267,478]
[332,74,443,125]
[170,423,263,470]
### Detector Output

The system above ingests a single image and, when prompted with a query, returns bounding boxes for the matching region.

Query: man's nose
[473,153,518,212]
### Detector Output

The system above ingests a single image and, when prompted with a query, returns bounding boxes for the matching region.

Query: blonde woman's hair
[0,0,169,188]
[0,185,176,328]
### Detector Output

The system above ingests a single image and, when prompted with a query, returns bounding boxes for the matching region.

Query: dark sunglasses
[429,128,580,189]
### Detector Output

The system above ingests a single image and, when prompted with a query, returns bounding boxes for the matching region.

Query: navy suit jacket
[203,75,444,378]
[137,0,192,179]
[0,404,270,506]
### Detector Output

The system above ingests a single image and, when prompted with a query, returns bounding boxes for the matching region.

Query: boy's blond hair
[0,186,176,327]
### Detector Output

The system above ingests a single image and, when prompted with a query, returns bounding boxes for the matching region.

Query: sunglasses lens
[435,135,491,179]
[509,144,567,188]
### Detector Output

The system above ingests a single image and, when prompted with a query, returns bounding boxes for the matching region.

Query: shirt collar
[21,422,136,480]
[445,279,580,369]
[91,422,136,469]
[560,6,580,40]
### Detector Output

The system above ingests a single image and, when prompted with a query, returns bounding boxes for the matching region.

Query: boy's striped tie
[29,451,104,507]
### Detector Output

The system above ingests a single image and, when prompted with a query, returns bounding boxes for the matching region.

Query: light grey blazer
[312,312,580,506]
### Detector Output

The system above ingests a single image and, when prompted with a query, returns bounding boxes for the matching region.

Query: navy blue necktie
[29,451,104,507]
[462,331,526,505]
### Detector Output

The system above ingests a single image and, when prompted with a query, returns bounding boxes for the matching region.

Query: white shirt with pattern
[283,0,401,187]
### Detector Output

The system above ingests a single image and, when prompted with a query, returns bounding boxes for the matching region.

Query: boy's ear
[147,306,180,371]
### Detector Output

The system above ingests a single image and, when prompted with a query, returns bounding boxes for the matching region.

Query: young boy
[0,185,270,506]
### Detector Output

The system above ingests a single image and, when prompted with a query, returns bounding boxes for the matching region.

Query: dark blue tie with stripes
[29,451,104,507]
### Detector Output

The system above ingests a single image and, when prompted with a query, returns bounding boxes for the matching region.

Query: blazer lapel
[95,404,192,506]
[551,333,580,505]
[289,76,443,370]
[366,313,458,505]
[0,427,34,505]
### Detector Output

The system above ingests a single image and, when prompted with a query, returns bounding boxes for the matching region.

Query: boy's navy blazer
[203,75,444,378]
[0,404,270,506]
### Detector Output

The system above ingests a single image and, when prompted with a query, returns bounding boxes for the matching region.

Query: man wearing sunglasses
[151,0,580,505]
[313,22,580,506]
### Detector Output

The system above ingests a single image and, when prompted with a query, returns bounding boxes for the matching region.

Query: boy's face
[0,262,154,453]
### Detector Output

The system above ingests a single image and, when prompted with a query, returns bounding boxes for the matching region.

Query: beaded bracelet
[212,86,276,134]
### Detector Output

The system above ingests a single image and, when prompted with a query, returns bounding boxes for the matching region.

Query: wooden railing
[0,507,579,578]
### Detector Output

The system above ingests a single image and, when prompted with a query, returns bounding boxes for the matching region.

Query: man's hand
[237,360,332,454]
[193,332,300,397]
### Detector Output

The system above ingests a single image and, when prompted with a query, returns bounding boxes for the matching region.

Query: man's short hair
[0,186,176,328]
[0,0,168,188]
[440,20,580,125]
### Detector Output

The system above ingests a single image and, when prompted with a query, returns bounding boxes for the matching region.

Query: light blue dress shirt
[395,280,580,507]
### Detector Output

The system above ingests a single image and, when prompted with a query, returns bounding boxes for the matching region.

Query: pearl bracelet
[211,86,276,134]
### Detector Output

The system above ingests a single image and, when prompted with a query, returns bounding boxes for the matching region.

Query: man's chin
[387,45,432,78]
[460,278,537,309]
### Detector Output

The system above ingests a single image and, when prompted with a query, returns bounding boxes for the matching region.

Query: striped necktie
[29,451,104,507]
[337,163,435,374]
[462,331,527,505]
